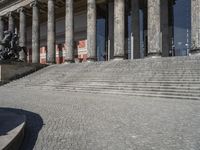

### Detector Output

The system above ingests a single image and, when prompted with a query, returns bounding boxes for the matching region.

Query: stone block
[0,109,26,150]
[0,63,46,83]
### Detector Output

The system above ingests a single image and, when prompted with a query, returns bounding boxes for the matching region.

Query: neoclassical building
[0,0,198,63]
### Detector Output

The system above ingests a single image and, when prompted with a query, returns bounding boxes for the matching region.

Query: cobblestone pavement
[0,87,200,150]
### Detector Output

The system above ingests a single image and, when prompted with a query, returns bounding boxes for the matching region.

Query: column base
[190,48,200,55]
[113,56,124,61]
[87,58,96,63]
[46,60,56,64]
[64,60,75,64]
[46,62,55,65]
[147,52,162,58]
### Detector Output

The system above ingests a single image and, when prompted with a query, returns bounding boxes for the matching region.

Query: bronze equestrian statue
[0,31,27,61]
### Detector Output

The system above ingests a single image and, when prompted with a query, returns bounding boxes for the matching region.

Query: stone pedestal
[0,63,45,83]
[0,109,26,150]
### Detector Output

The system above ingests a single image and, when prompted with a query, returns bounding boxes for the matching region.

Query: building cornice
[0,0,20,10]
[0,0,35,16]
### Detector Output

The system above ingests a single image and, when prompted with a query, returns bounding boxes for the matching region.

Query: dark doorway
[97,3,108,61]
[173,0,191,56]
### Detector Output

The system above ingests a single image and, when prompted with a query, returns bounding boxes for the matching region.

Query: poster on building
[77,40,87,62]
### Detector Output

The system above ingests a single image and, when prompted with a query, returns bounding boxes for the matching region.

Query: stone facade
[0,0,198,64]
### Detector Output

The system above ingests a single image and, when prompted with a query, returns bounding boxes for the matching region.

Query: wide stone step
[55,88,200,100]
[58,84,200,90]
[7,76,200,84]
[14,80,200,87]
[7,69,200,81]
[56,86,200,95]
[6,80,200,88]
[8,83,200,98]
[19,85,199,100]
[2,56,200,101]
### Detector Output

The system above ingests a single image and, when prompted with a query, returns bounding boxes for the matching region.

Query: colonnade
[0,0,199,64]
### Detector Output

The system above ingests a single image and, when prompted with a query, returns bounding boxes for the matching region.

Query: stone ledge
[0,63,47,84]
[0,109,26,150]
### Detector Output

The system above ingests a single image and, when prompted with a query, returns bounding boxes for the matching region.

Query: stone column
[161,0,169,57]
[31,1,40,63]
[0,17,4,50]
[108,1,114,60]
[191,0,200,54]
[114,0,125,59]
[19,8,26,61]
[8,12,15,33]
[65,0,74,62]
[47,0,55,63]
[147,0,161,57]
[131,0,140,59]
[87,0,96,61]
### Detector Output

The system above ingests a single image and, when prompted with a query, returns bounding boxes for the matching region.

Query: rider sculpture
[0,30,27,61]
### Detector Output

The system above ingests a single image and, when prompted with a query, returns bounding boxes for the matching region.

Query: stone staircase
[3,56,200,100]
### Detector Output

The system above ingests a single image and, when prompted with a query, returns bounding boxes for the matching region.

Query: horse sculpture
[0,31,27,62]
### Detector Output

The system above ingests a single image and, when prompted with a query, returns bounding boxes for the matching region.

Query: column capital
[30,0,39,8]
[17,7,27,13]
[6,12,14,17]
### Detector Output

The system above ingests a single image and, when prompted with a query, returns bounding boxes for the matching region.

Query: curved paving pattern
[0,56,200,149]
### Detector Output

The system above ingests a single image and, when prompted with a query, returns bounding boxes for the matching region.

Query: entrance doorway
[96,3,108,61]
[173,0,191,56]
